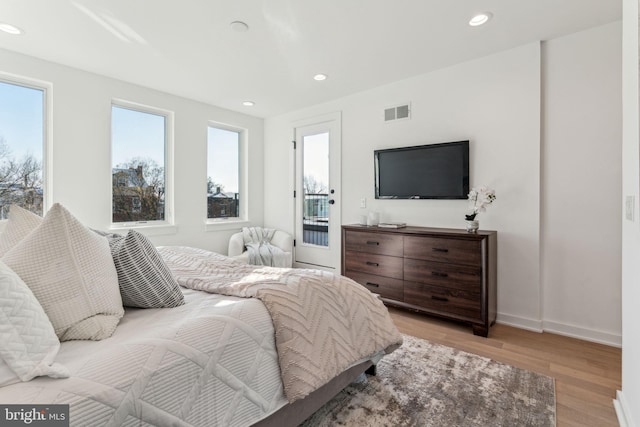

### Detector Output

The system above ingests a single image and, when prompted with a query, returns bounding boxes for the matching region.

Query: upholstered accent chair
[228,229,293,267]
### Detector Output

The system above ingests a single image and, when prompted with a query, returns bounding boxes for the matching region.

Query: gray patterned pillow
[106,230,184,308]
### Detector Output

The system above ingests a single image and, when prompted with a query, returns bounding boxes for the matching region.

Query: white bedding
[159,246,403,403]
[0,289,289,426]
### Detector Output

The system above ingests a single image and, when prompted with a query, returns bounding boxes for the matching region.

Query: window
[0,79,46,220]
[111,102,170,224]
[207,125,242,220]
[131,197,141,213]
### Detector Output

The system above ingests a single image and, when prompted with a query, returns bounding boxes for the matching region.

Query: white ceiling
[0,0,622,118]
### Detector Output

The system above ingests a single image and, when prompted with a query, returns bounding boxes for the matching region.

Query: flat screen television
[374,140,469,199]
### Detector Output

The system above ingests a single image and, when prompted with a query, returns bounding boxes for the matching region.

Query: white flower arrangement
[465,186,496,221]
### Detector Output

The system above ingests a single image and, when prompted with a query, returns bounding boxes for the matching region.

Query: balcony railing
[303,193,329,246]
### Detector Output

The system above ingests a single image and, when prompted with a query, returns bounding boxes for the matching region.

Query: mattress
[0,289,289,426]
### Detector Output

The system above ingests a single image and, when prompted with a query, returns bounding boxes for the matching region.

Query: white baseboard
[496,313,543,332]
[496,313,621,347]
[614,390,636,427]
[543,320,621,348]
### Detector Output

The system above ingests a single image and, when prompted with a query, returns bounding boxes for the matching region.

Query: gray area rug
[302,334,555,427]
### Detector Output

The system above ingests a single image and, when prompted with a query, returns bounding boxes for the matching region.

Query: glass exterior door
[302,132,329,247]
[294,114,341,270]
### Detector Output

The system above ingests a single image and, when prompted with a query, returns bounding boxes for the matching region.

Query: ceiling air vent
[384,103,411,122]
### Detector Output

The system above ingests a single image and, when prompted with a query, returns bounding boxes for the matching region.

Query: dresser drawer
[344,230,404,256]
[404,282,482,322]
[404,236,481,267]
[342,225,496,337]
[344,251,403,279]
[345,270,404,301]
[404,258,481,291]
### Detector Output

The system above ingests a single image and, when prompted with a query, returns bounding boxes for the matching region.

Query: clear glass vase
[465,219,479,233]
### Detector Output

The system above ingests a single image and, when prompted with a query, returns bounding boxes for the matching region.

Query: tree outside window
[111,105,167,223]
[0,80,45,219]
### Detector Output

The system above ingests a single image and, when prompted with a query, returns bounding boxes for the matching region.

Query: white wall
[265,43,544,330]
[0,48,265,254]
[618,0,640,424]
[0,18,624,352]
[541,23,622,345]
[265,24,623,346]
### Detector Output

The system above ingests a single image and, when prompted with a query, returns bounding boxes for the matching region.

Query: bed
[0,206,403,427]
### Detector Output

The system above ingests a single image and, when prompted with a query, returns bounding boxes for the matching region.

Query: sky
[112,105,165,167]
[207,126,239,193]
[1,80,308,197]
[303,132,329,190]
[113,107,240,194]
[1,84,240,195]
[0,81,44,162]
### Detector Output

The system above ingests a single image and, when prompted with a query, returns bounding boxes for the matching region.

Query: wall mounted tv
[374,140,469,199]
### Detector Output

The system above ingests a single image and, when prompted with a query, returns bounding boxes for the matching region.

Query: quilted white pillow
[0,205,43,257]
[3,203,124,341]
[0,261,69,386]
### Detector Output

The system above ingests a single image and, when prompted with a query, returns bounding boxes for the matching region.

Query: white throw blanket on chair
[242,227,289,267]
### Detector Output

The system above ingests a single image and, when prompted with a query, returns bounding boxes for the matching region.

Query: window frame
[205,121,248,230]
[0,72,52,219]
[110,99,175,233]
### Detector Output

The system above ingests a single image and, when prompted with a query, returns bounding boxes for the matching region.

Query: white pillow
[0,261,69,385]
[0,205,43,257]
[3,203,124,341]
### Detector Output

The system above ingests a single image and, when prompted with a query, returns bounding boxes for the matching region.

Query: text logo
[1,405,69,426]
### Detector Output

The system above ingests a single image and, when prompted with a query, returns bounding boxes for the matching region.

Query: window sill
[204,219,249,232]
[109,223,178,237]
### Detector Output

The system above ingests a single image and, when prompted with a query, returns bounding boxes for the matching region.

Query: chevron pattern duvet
[158,246,403,403]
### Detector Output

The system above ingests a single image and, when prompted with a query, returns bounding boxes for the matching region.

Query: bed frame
[252,343,399,426]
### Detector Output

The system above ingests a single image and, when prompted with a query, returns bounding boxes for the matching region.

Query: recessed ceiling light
[0,23,23,35]
[230,21,249,32]
[242,101,255,107]
[313,74,328,81]
[469,12,492,27]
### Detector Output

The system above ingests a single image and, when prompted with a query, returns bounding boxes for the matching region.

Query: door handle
[431,272,449,278]
[328,199,335,204]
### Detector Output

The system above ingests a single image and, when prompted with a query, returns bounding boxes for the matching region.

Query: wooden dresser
[341,224,497,337]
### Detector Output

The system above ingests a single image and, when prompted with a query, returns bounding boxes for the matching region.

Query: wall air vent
[384,103,411,122]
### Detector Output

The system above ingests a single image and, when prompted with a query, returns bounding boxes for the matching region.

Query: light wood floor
[388,308,622,427]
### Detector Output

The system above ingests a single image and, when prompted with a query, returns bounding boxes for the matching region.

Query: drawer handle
[366,261,379,267]
[366,282,380,288]
[366,241,380,246]
[431,272,449,278]
[431,295,449,302]
[432,248,449,253]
